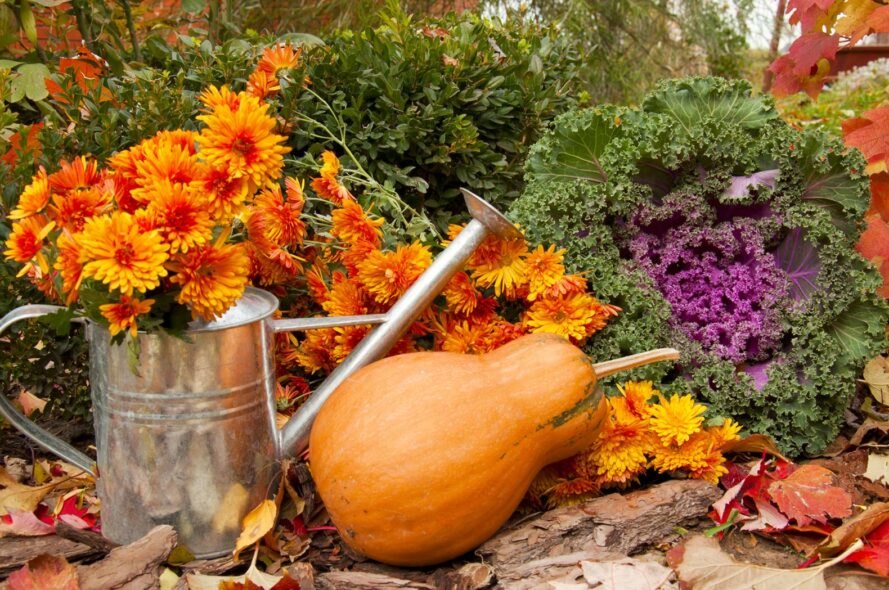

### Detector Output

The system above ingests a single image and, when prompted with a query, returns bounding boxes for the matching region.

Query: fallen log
[477,479,720,588]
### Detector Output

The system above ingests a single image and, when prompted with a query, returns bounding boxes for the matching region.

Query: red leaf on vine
[767,464,852,527]
[867,5,889,32]
[857,213,889,298]
[787,0,835,32]
[869,172,889,222]
[844,106,889,174]
[769,33,839,97]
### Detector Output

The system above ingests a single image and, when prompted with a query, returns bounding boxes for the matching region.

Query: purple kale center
[628,219,789,363]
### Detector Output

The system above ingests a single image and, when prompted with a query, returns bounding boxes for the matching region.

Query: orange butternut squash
[308,333,678,567]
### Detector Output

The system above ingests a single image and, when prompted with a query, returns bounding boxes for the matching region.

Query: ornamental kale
[510,77,889,455]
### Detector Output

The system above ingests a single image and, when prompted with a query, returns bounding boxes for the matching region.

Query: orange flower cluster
[3,46,299,337]
[529,381,742,509]
[277,155,620,376]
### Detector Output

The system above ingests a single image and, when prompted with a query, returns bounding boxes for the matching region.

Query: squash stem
[592,348,680,379]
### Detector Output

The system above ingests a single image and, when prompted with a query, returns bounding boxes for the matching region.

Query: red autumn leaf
[844,106,889,173]
[271,576,302,590]
[1,122,43,166]
[867,5,889,32]
[868,172,889,222]
[787,32,841,78]
[844,519,889,576]
[6,554,79,590]
[767,464,852,527]
[44,48,111,104]
[769,33,839,98]
[857,214,889,299]
[787,0,835,31]
[218,580,264,590]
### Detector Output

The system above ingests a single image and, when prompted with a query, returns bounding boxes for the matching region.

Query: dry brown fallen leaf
[863,356,889,405]
[814,503,889,558]
[668,534,864,590]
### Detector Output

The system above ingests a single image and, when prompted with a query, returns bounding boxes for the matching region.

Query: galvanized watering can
[0,190,523,557]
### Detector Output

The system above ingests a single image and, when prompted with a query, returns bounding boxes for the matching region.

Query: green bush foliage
[510,77,888,456]
[279,10,580,229]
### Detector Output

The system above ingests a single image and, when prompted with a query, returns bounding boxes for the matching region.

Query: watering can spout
[277,190,522,457]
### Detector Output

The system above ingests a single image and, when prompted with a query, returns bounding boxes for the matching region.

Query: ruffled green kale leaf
[526,107,624,184]
[825,300,888,365]
[642,77,778,133]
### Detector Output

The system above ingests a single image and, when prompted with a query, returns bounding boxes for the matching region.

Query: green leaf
[643,77,778,133]
[29,0,69,6]
[19,0,36,45]
[0,59,22,69]
[825,301,888,365]
[181,0,206,13]
[37,308,76,337]
[526,109,623,184]
[0,5,18,50]
[9,63,50,102]
[277,32,325,47]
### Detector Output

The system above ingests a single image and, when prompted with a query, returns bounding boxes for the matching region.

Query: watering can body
[90,289,280,556]
[0,190,525,557]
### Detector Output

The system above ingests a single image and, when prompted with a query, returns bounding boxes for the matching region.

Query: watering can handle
[0,304,96,475]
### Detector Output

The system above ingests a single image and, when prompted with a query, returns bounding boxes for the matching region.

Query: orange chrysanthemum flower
[294,328,337,374]
[437,318,491,354]
[332,325,370,363]
[257,43,301,75]
[322,276,371,317]
[650,430,715,478]
[649,394,707,446]
[708,418,742,449]
[340,239,379,277]
[78,212,170,295]
[49,185,114,233]
[311,176,352,204]
[544,274,589,299]
[331,198,384,247]
[612,381,657,422]
[198,85,241,112]
[47,156,103,193]
[197,92,290,190]
[357,242,432,304]
[525,244,565,301]
[470,237,528,298]
[55,232,84,304]
[318,150,340,178]
[100,295,154,337]
[9,168,50,220]
[524,293,605,343]
[247,184,306,250]
[168,240,250,321]
[443,271,481,316]
[584,418,652,485]
[310,151,352,203]
[192,164,250,221]
[138,181,214,253]
[306,262,330,305]
[246,69,281,100]
[3,215,54,274]
[130,142,203,200]
[482,319,526,351]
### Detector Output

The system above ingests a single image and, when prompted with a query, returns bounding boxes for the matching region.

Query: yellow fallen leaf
[232,499,277,560]
[0,467,60,517]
